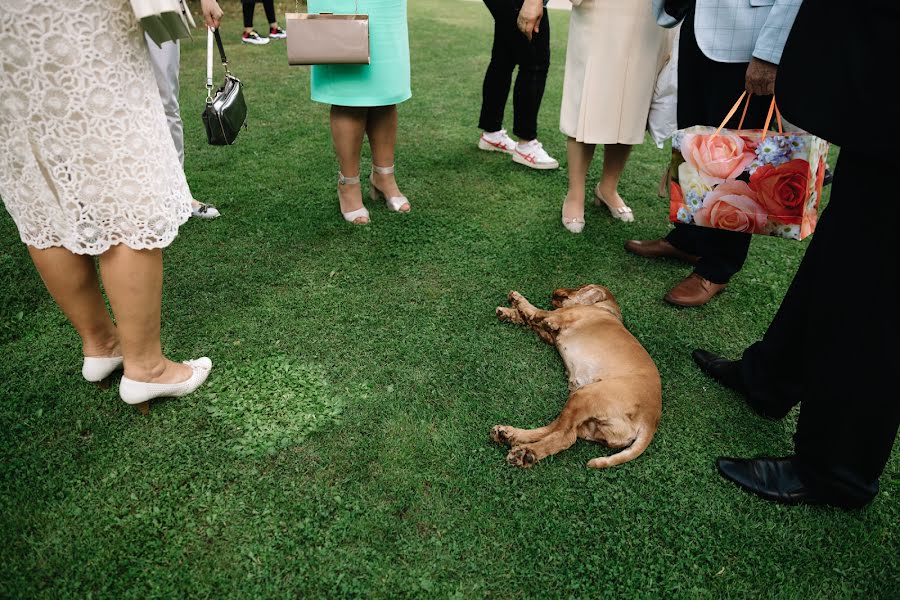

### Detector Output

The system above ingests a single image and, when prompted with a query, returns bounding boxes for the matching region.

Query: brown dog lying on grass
[492,285,661,469]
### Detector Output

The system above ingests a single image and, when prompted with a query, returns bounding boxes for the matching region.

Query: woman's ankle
[82,334,120,358]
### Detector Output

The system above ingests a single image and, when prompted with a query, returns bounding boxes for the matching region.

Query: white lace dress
[0,0,191,255]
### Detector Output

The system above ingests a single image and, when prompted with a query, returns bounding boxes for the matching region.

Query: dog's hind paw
[496,307,518,323]
[491,425,512,446]
[506,446,536,468]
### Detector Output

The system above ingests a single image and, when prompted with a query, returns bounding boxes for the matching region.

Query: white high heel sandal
[119,357,213,415]
[338,172,370,224]
[82,356,124,388]
[369,164,410,213]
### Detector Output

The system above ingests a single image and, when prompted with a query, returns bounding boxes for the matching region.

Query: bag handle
[294,0,360,14]
[713,92,784,139]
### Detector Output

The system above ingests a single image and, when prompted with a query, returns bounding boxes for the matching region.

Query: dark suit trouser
[741,149,900,506]
[666,10,771,284]
[478,0,550,141]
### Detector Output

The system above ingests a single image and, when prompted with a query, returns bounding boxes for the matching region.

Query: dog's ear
[579,285,608,304]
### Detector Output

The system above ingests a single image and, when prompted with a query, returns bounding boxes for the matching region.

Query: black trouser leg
[263,0,277,25]
[242,2,256,28]
[511,8,549,140]
[744,149,900,506]
[479,0,518,133]
[479,0,549,140]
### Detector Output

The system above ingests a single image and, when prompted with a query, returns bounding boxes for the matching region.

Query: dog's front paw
[507,290,524,306]
[491,425,513,446]
[506,446,536,468]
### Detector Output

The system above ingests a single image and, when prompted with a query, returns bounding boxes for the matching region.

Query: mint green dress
[309,0,411,107]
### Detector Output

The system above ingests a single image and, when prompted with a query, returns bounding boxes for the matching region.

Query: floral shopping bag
[668,93,830,240]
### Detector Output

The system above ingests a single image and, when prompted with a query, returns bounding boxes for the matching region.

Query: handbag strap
[206,27,231,100]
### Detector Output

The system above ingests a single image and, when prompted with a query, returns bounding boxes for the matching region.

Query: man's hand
[745,57,777,96]
[517,0,544,41]
[200,0,224,29]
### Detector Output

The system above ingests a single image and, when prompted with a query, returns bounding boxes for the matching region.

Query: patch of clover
[203,357,354,457]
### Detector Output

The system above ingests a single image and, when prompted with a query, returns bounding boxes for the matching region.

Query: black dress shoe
[693,349,784,419]
[716,456,831,506]
[692,349,746,393]
[717,457,873,509]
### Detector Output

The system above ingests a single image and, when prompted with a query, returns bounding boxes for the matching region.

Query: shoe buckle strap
[372,164,395,175]
[338,172,360,185]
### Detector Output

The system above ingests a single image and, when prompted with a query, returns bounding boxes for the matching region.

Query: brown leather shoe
[624,239,700,265]
[664,274,726,307]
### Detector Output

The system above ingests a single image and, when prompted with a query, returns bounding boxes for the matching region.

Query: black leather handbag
[202,28,247,145]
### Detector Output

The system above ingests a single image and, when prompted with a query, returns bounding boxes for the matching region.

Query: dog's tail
[586,423,656,469]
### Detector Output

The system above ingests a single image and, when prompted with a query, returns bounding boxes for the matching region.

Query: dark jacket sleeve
[775,2,899,156]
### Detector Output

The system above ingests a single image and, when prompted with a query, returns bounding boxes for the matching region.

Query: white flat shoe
[338,172,370,224]
[119,357,212,414]
[562,194,585,234]
[82,356,124,388]
[370,164,410,213]
[562,216,585,234]
[594,185,634,223]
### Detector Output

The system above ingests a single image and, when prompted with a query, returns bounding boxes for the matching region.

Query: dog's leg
[506,428,578,468]
[495,306,525,325]
[504,389,594,468]
[507,291,558,345]
[490,423,555,447]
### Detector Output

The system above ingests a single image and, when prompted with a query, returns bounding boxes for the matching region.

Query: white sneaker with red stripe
[477,129,517,154]
[512,139,559,170]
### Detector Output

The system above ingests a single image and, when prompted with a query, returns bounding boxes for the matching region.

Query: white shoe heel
[119,358,212,414]
[338,172,370,224]
[82,356,124,388]
[370,165,410,213]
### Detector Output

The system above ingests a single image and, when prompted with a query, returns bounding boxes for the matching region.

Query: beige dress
[560,0,673,145]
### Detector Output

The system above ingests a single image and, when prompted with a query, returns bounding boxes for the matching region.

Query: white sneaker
[478,130,517,154]
[191,201,220,219]
[512,140,559,170]
[241,31,269,45]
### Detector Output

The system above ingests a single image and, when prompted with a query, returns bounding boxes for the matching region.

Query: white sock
[483,130,506,142]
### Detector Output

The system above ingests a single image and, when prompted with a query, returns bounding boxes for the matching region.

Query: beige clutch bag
[286,12,370,65]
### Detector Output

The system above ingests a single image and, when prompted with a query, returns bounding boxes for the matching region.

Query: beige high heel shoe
[561,193,585,234]
[594,184,634,223]
[369,164,410,213]
[338,172,369,224]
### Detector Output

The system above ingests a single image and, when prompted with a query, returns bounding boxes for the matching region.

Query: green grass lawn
[1,1,897,597]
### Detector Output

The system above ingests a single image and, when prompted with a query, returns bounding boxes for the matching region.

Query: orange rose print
[749,159,811,225]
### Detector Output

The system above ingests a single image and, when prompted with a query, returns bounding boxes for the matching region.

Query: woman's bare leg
[27,246,119,358]
[562,137,596,223]
[366,104,409,210]
[331,104,369,223]
[596,143,633,210]
[98,245,191,384]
